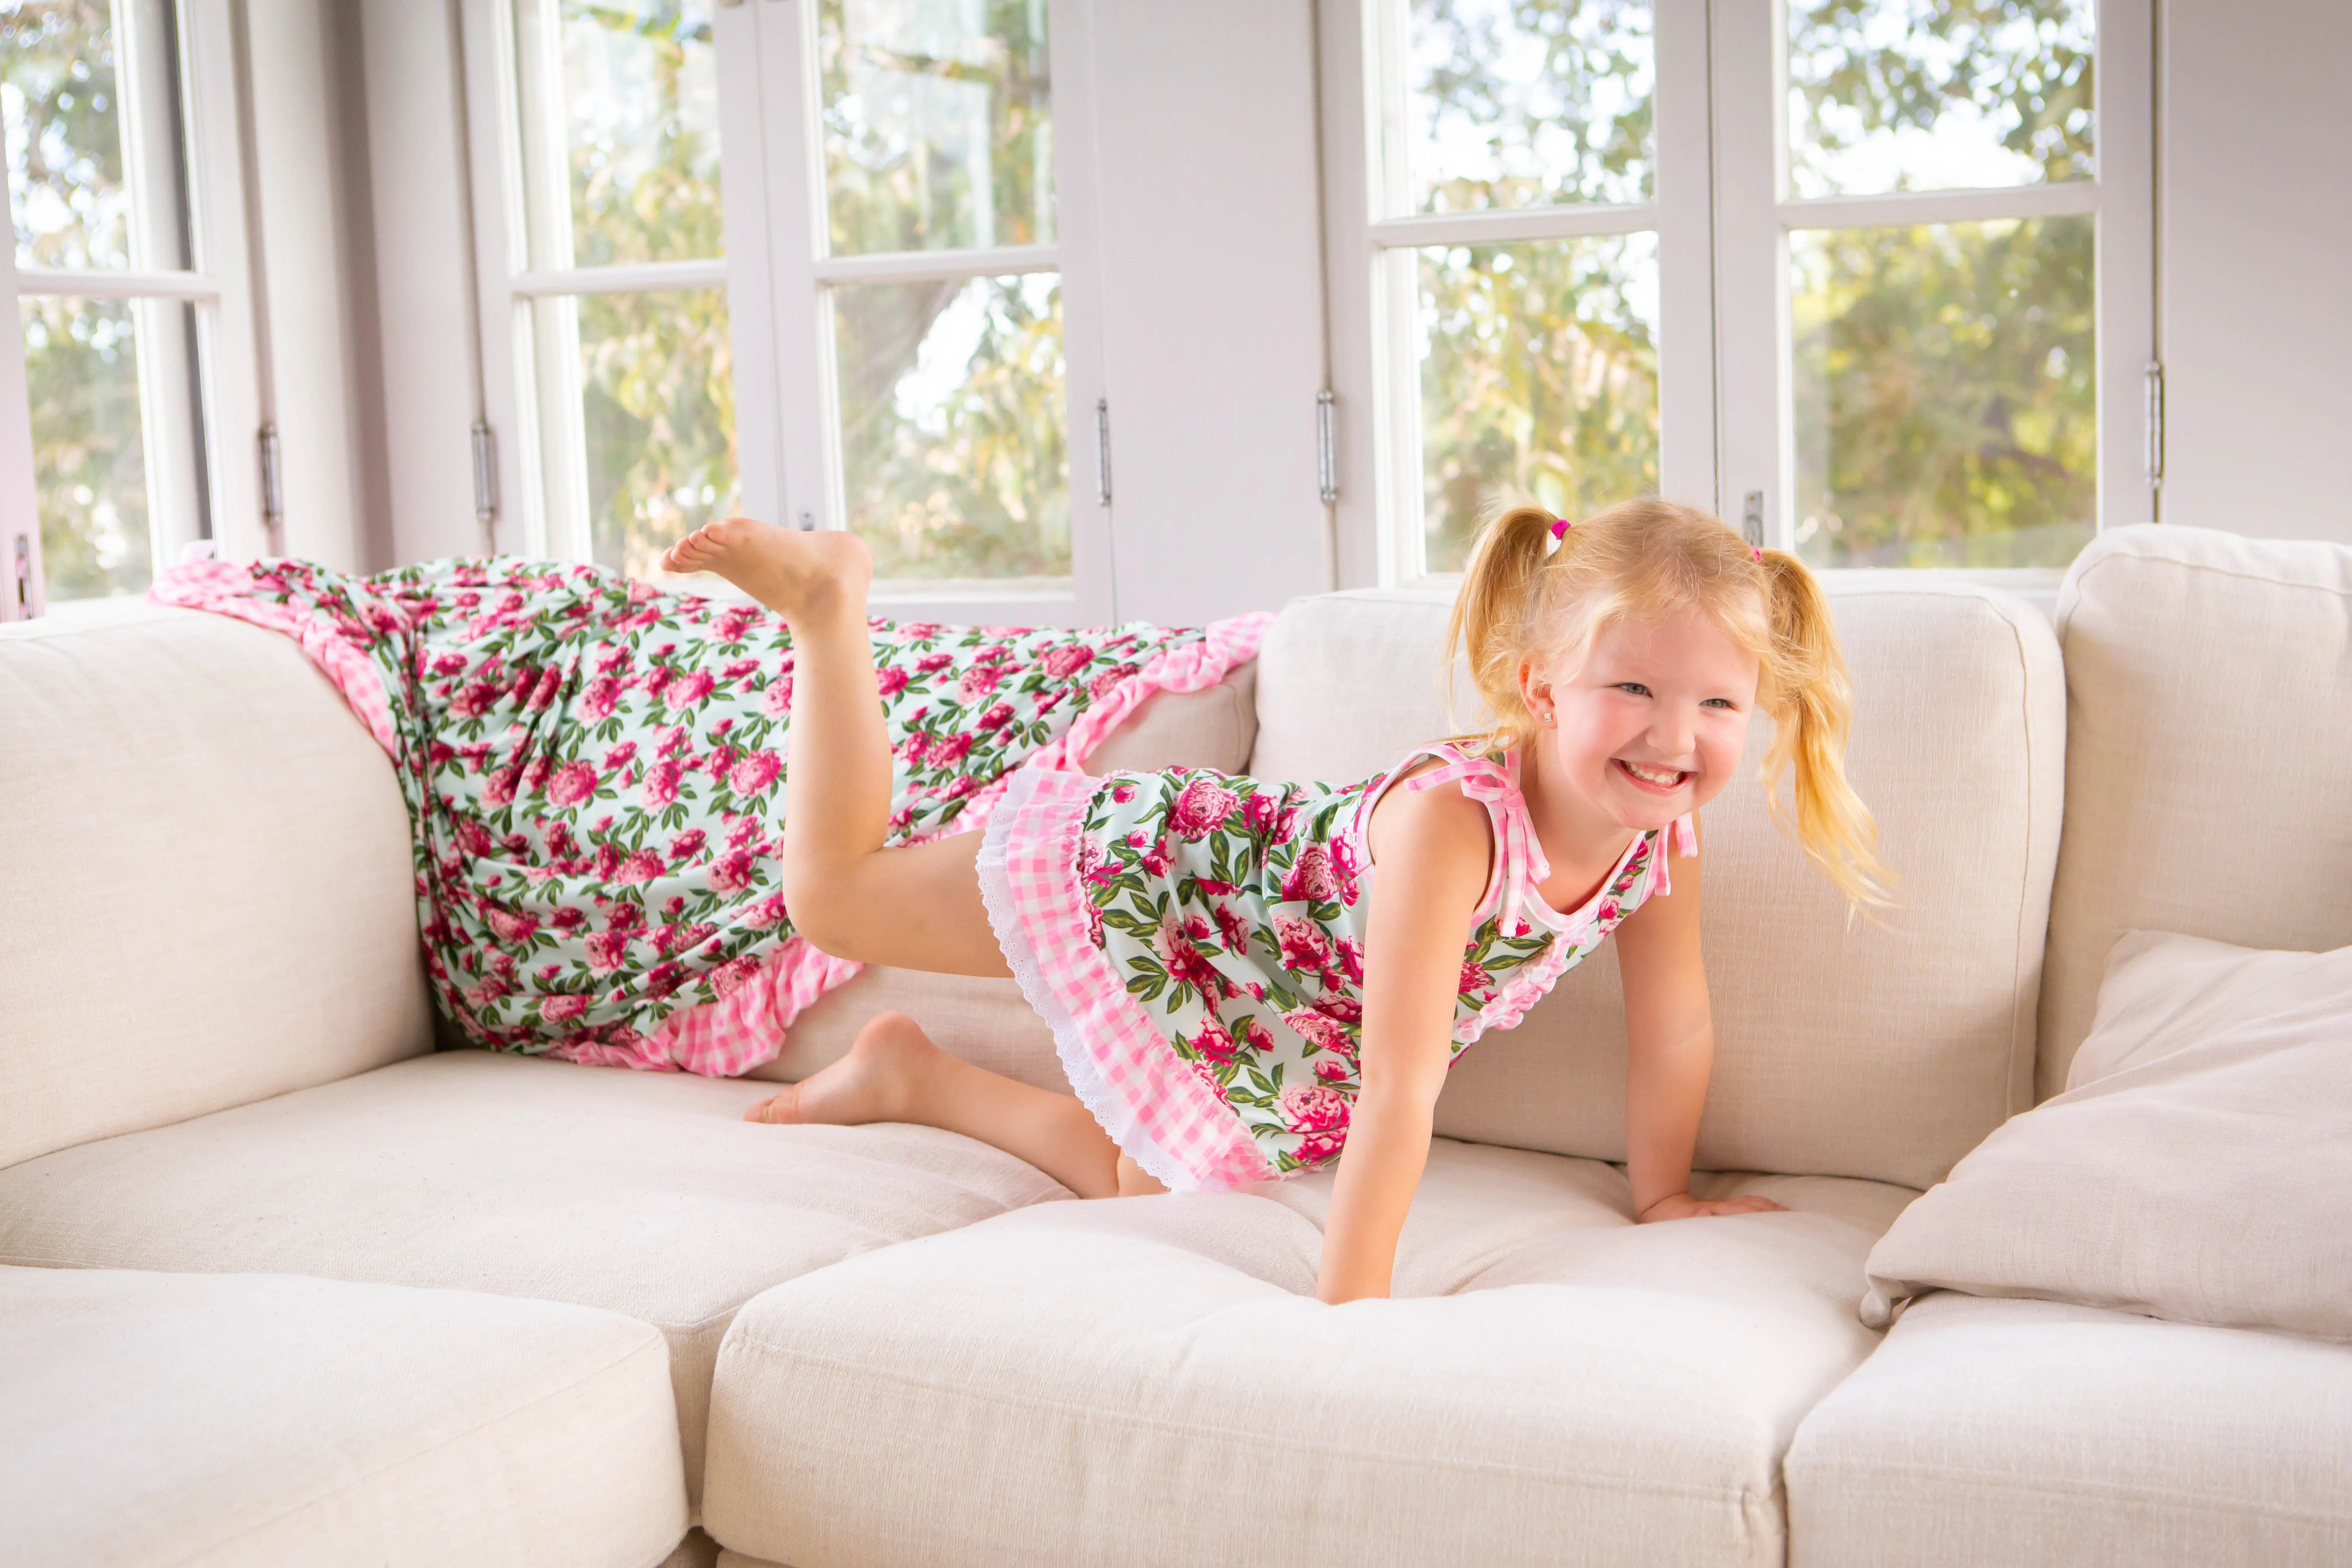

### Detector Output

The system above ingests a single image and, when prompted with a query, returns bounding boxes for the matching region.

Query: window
[469,0,1096,609]
[1,0,260,608]
[1331,0,2151,582]
[491,0,734,579]
[1363,0,1680,579]
[1769,0,2141,567]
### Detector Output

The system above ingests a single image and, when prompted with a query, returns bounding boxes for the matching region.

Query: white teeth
[1622,760,1685,786]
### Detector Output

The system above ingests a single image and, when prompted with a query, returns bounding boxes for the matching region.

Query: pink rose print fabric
[980,742,1693,1189]
[153,555,1267,1075]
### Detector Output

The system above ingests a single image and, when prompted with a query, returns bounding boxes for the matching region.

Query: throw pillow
[1861,930,2352,1341]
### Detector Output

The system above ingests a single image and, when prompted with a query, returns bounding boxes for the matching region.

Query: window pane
[1404,0,1652,214]
[23,294,156,599]
[818,0,1053,256]
[515,0,722,269]
[1790,216,2093,568]
[1417,233,1658,573]
[1786,0,2094,199]
[3,0,131,267]
[833,271,1066,580]
[534,287,737,579]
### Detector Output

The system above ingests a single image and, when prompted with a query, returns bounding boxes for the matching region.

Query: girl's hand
[1635,1191,1787,1223]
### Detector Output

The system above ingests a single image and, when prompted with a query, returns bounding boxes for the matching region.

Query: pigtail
[1756,549,1892,907]
[1443,503,1561,747]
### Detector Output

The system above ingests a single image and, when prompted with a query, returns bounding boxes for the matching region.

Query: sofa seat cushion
[0,1264,685,1568]
[1784,1293,2352,1568]
[0,1051,1069,1502]
[700,1139,1915,1568]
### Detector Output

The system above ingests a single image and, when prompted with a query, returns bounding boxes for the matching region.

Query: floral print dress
[977,741,1697,1191]
[151,555,1269,1075]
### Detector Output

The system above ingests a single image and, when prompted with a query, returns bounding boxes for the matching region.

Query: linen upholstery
[2040,524,2352,1096]
[0,606,432,1168]
[701,1137,1916,1568]
[0,1264,685,1568]
[0,1050,1069,1501]
[1785,1293,2352,1568]
[1863,930,2352,1340]
[1083,656,1259,776]
[1250,584,2064,1190]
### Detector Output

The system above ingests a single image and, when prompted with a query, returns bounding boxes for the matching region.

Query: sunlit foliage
[1785,0,2099,566]
[3,0,158,598]
[1410,0,1657,572]
[552,2,736,580]
[821,0,1066,580]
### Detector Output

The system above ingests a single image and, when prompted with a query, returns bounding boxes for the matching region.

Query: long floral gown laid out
[979,742,1697,1191]
[153,555,1267,1075]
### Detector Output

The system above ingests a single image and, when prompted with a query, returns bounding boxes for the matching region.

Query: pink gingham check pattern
[982,769,1277,1191]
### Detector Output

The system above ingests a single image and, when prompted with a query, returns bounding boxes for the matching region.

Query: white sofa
[1,524,2345,1568]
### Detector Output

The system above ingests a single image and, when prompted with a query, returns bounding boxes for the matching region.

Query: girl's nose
[1651,704,1698,759]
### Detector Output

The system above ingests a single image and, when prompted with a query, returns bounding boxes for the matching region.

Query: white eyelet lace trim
[976,770,1199,1193]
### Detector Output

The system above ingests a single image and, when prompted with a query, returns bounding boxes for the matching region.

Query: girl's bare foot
[743,1011,940,1127]
[660,517,872,624]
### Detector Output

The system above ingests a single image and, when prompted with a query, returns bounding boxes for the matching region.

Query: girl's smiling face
[1520,606,1761,833]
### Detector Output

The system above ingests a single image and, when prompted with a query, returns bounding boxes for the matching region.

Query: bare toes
[743,1089,798,1124]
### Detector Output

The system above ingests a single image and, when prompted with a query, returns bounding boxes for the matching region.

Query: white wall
[247,0,389,571]
[2159,0,2352,543]
[358,0,484,566]
[1086,0,1334,622]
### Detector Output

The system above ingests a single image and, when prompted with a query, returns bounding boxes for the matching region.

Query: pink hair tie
[1752,544,1764,563]
[1550,518,1571,541]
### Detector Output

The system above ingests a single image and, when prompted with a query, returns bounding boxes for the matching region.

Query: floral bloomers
[977,743,1693,1191]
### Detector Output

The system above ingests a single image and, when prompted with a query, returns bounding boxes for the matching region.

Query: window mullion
[459,0,532,555]
[710,0,780,530]
[1707,0,1786,549]
[1042,0,1111,623]
[2093,0,2156,531]
[749,0,832,540]
[178,0,263,564]
[1653,0,1717,517]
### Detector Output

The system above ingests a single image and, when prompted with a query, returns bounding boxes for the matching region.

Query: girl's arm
[1610,832,1784,1222]
[1317,779,1491,1303]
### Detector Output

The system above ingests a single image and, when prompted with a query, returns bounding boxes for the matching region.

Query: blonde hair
[1444,497,1890,907]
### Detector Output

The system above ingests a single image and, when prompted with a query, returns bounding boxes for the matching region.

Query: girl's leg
[747,1011,1130,1199]
[661,518,1004,977]
[665,520,1154,1198]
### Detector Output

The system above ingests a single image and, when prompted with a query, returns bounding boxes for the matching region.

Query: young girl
[660,498,1885,1304]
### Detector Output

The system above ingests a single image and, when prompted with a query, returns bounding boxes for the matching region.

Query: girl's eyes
[1612,683,1739,711]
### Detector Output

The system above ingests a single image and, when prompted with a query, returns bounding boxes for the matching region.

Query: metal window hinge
[257,423,285,552]
[471,419,500,553]
[1316,389,1338,505]
[1741,490,1765,549]
[2144,361,2165,488]
[1094,398,1112,507]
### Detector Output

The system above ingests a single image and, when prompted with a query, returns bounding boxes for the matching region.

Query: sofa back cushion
[1250,583,2064,1190]
[0,608,432,1168]
[2039,525,2352,1098]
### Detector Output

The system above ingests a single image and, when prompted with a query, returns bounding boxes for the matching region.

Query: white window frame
[1710,0,2154,565]
[460,0,781,565]
[1325,0,1718,590]
[461,0,1114,625]
[1325,0,2153,591]
[3,0,265,618]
